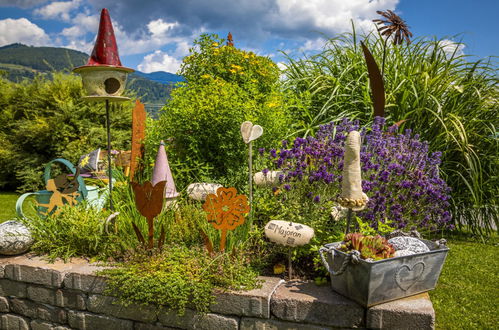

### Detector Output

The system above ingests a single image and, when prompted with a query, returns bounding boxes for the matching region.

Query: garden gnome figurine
[152,141,179,206]
[73,8,134,101]
[338,131,368,211]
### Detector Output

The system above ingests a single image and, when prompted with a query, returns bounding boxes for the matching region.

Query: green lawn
[0,192,20,222]
[430,232,499,329]
[0,192,497,328]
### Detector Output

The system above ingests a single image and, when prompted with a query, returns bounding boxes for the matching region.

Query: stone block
[134,322,177,330]
[63,263,109,294]
[0,296,9,312]
[0,279,27,297]
[87,294,157,323]
[157,308,239,330]
[31,319,56,330]
[27,285,86,310]
[68,310,133,330]
[366,293,435,330]
[270,281,364,328]
[4,256,87,287]
[210,276,283,318]
[9,297,67,324]
[0,313,30,330]
[240,317,331,330]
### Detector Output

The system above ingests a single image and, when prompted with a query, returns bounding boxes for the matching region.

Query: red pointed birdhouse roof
[74,8,133,73]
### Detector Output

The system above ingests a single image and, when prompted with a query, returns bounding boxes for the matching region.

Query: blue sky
[0,0,497,73]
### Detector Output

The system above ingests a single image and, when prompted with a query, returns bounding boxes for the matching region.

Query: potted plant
[319,232,448,307]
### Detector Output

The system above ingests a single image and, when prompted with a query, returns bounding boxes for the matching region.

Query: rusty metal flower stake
[131,180,167,249]
[202,187,250,252]
[373,10,413,45]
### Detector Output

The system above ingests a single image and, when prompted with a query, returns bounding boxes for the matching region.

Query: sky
[0,0,497,74]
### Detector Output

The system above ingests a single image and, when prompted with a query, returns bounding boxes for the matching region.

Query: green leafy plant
[339,232,395,260]
[357,217,394,236]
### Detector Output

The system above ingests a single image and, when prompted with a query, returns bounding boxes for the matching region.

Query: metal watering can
[16,158,89,219]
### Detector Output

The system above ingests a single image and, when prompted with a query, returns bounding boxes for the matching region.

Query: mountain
[134,70,184,84]
[0,43,182,113]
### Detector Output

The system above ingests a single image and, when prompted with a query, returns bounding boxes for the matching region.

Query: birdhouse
[73,8,133,101]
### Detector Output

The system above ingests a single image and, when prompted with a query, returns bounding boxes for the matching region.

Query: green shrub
[148,34,291,189]
[0,73,133,193]
[283,30,498,234]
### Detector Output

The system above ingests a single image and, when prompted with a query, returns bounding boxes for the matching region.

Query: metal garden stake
[240,121,263,215]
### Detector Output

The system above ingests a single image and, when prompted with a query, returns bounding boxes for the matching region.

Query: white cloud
[299,38,327,52]
[0,18,50,46]
[138,50,182,73]
[276,62,287,70]
[439,39,465,57]
[173,40,190,57]
[147,19,179,37]
[272,0,399,36]
[33,0,81,22]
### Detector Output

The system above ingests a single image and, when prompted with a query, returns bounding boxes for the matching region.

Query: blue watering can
[15,158,90,219]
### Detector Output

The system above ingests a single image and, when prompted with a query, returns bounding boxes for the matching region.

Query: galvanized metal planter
[319,239,449,307]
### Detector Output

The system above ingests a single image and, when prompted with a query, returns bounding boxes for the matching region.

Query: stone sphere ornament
[0,220,34,255]
[73,8,134,101]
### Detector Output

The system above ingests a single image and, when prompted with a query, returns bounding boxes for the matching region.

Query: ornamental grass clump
[267,117,452,232]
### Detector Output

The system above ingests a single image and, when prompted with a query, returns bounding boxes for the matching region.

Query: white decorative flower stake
[240,121,263,214]
[337,130,369,234]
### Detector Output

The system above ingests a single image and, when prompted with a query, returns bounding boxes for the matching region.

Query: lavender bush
[265,117,453,232]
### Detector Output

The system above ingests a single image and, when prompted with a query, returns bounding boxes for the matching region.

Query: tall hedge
[0,72,132,192]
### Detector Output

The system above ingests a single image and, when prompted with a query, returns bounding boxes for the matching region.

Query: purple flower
[262,168,269,175]
[265,117,452,231]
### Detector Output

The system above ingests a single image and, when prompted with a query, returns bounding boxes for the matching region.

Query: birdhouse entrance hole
[105,77,121,94]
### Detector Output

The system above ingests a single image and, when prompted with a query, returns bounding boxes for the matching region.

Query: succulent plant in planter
[339,233,395,261]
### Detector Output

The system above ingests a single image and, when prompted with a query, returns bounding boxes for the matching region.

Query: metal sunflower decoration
[373,10,412,45]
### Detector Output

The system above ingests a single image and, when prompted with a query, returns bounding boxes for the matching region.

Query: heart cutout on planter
[241,121,263,144]
[395,262,425,291]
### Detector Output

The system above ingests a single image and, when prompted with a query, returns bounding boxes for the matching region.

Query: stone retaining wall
[0,255,435,330]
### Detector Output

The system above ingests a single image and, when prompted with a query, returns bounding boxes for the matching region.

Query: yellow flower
[201,74,211,79]
[212,42,219,47]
